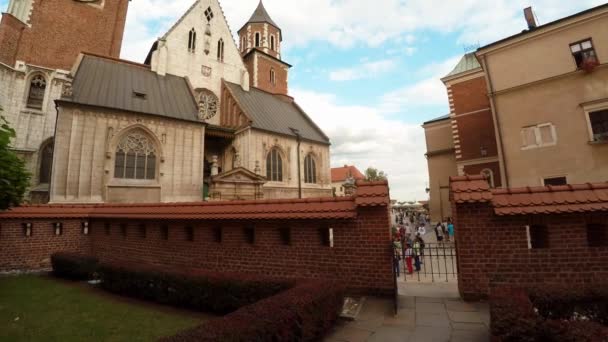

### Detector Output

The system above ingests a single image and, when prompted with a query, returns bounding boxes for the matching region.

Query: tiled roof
[0,182,390,220]
[224,81,330,145]
[493,183,608,216]
[450,176,608,215]
[243,0,279,29]
[355,180,390,207]
[450,175,492,203]
[62,54,199,123]
[331,165,365,182]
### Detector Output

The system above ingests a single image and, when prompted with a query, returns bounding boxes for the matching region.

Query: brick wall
[451,76,490,115]
[0,13,25,66]
[0,220,91,271]
[0,193,393,295]
[455,110,498,161]
[453,201,608,300]
[0,0,129,70]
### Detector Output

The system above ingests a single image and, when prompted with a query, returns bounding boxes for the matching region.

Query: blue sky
[1,0,604,200]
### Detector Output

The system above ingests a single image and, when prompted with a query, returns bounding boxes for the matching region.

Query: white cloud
[292,88,429,201]
[329,59,396,81]
[120,0,604,62]
[381,55,460,114]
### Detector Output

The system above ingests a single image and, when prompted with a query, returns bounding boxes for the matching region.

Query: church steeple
[237,0,291,95]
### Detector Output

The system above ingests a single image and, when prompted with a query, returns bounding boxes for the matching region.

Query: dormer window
[570,39,598,69]
[133,91,147,100]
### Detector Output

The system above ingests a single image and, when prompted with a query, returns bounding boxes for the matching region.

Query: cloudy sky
[1,0,603,200]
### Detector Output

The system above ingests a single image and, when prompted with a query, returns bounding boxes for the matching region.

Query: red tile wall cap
[450,175,492,203]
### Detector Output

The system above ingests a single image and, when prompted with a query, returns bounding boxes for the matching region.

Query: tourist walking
[413,239,421,272]
[404,243,414,274]
[435,222,444,242]
[447,219,455,242]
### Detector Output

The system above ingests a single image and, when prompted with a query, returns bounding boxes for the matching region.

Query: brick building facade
[0,181,394,295]
[451,175,608,300]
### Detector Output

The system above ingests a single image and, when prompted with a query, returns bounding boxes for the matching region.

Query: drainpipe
[480,55,510,188]
[290,127,302,199]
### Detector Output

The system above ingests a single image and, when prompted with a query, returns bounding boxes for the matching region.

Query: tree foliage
[364,167,388,181]
[0,106,30,210]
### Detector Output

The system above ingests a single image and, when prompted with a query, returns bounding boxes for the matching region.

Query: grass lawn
[0,275,210,342]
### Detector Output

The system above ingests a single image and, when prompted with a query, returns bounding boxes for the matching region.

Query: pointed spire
[246,0,279,29]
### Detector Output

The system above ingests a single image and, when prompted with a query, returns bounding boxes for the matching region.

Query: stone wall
[51,104,206,204]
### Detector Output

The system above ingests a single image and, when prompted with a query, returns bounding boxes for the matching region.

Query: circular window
[197,89,218,121]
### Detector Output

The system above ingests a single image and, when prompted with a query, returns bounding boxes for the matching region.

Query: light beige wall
[424,119,457,222]
[482,9,608,92]
[424,119,454,152]
[232,128,332,199]
[51,105,205,203]
[494,67,608,187]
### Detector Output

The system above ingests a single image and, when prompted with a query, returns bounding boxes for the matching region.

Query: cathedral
[0,0,332,204]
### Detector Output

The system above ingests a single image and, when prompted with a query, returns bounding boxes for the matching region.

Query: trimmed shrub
[491,286,608,342]
[160,280,346,342]
[51,253,99,280]
[98,263,292,315]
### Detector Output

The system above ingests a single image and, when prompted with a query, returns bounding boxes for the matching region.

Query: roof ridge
[81,52,151,70]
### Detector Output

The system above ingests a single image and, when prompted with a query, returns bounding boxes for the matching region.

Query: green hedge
[160,280,346,342]
[490,286,608,342]
[98,263,292,315]
[50,253,99,280]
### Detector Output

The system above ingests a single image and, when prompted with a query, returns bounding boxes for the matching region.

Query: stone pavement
[325,296,489,342]
[325,284,490,342]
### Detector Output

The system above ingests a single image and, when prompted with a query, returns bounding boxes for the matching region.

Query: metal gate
[396,242,458,283]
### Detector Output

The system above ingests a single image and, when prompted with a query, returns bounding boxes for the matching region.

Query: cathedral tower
[0,0,129,70]
[238,0,291,95]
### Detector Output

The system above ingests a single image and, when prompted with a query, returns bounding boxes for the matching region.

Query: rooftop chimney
[524,6,537,30]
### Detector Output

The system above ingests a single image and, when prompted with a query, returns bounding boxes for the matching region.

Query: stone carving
[233,152,241,168]
[117,131,156,155]
[197,89,218,121]
[61,81,73,98]
[211,155,219,176]
[202,65,212,77]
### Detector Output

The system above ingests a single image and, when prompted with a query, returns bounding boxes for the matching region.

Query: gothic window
[197,89,218,121]
[217,39,224,62]
[266,148,283,182]
[39,140,53,184]
[188,28,197,52]
[304,154,317,184]
[114,131,157,180]
[270,68,276,85]
[270,35,275,51]
[255,32,260,47]
[27,74,46,110]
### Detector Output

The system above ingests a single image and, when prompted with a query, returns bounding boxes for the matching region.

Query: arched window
[266,148,283,182]
[27,74,46,109]
[304,154,316,184]
[270,68,276,85]
[39,140,53,184]
[188,28,197,52]
[270,35,275,51]
[255,32,260,47]
[114,131,157,180]
[241,36,246,51]
[481,169,495,188]
[217,39,224,62]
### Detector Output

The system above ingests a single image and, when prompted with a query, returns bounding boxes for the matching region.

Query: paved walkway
[325,295,489,342]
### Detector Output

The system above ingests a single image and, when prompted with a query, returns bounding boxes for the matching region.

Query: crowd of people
[392,211,454,277]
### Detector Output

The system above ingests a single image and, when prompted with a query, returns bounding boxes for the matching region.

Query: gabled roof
[223,81,330,145]
[212,167,266,184]
[241,0,279,30]
[444,53,481,79]
[450,175,608,216]
[60,54,199,123]
[331,166,365,183]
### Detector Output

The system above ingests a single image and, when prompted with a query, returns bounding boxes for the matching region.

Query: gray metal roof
[423,114,450,125]
[246,1,279,28]
[225,82,330,145]
[65,55,199,123]
[444,53,481,78]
